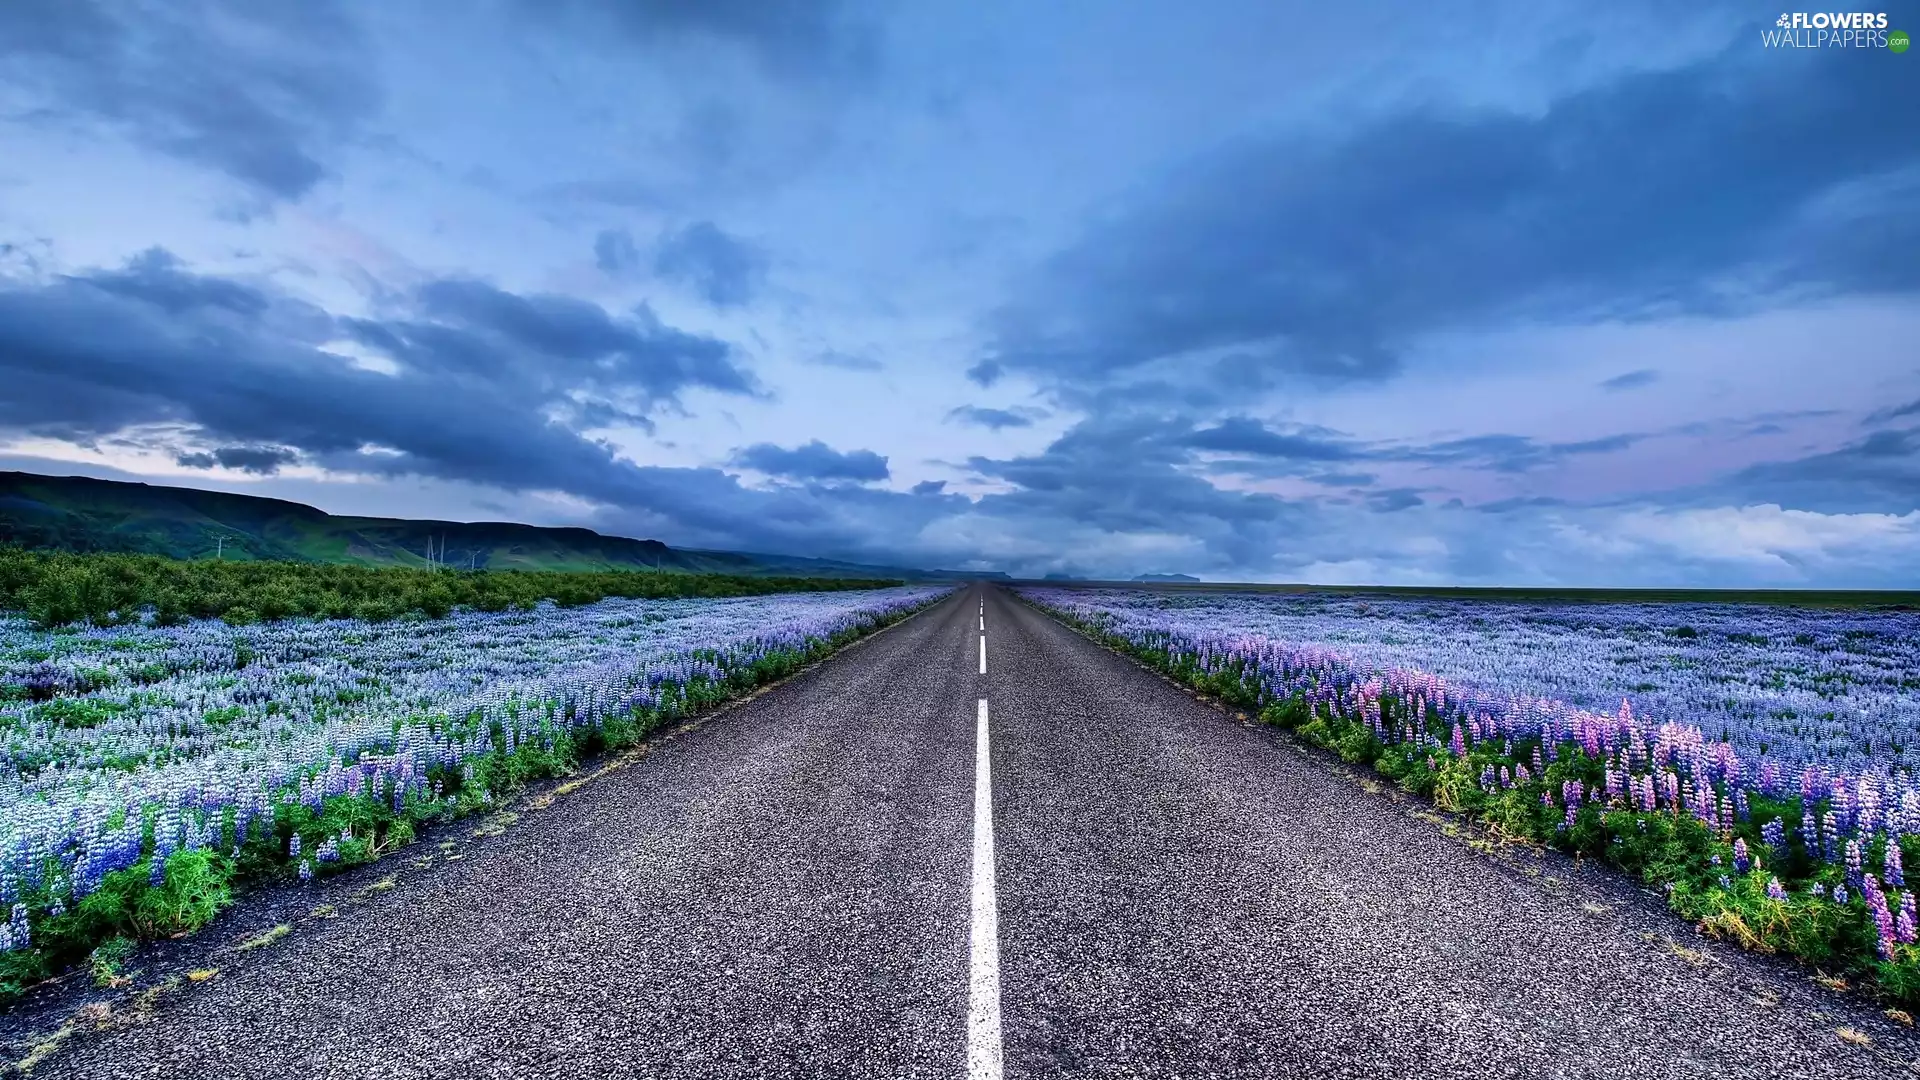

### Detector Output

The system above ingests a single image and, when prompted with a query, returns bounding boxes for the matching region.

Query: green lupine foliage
[0,547,901,630]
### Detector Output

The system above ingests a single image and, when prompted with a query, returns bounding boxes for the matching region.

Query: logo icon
[1778,13,1792,26]
[1893,29,1912,51]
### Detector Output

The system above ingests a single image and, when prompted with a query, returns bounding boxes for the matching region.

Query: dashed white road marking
[967,697,1003,1080]
[979,633,987,675]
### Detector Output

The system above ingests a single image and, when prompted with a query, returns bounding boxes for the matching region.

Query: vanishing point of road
[28,586,1919,1079]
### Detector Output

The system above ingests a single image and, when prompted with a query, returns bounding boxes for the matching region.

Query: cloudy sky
[1,1,1916,586]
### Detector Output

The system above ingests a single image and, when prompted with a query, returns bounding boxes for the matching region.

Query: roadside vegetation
[1023,587,1920,1007]
[0,547,899,630]
[0,580,949,1002]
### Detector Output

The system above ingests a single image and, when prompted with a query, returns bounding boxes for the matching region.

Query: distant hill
[0,471,949,579]
[1133,573,1201,583]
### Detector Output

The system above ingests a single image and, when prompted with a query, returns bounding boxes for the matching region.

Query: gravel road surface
[16,586,1915,1079]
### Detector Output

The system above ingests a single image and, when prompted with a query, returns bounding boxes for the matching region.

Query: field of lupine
[0,585,950,999]
[1019,586,1920,1003]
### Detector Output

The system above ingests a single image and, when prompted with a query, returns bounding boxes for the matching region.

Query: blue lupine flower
[1762,818,1785,852]
[6,904,29,951]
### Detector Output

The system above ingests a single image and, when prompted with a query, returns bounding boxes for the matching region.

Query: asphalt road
[21,585,1918,1079]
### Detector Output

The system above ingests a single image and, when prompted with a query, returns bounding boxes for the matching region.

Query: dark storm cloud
[910,480,946,495]
[731,440,890,483]
[0,0,378,200]
[81,248,271,317]
[175,446,301,475]
[532,0,876,81]
[946,405,1044,431]
[1867,398,1920,424]
[594,228,642,276]
[980,45,1919,395]
[1309,472,1377,488]
[1366,488,1425,513]
[1182,418,1644,476]
[0,249,756,499]
[653,222,767,307]
[1182,418,1363,461]
[1402,433,1645,474]
[962,414,1305,572]
[1601,369,1660,391]
[1716,427,1920,514]
[387,278,757,400]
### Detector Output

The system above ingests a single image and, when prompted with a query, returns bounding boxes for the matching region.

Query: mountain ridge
[0,471,972,580]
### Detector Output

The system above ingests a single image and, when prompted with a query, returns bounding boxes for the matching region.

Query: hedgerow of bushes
[0,548,900,629]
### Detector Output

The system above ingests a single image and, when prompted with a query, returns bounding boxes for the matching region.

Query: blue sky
[1,1,1916,586]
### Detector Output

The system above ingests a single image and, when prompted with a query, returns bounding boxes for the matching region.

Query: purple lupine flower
[289,833,302,861]
[1761,817,1785,851]
[1733,838,1751,874]
[1812,882,1827,899]
[1901,892,1918,944]
[298,859,313,883]
[1846,839,1864,886]
[1865,877,1897,959]
[1766,876,1787,901]
[1888,841,1906,889]
[1834,884,1850,906]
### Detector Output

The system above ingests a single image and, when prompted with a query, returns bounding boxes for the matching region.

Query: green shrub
[0,546,903,630]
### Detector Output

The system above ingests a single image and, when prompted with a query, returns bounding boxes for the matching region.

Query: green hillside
[0,471,934,579]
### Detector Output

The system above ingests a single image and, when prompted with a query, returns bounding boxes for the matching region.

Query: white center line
[978,633,987,675]
[967,697,1003,1080]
